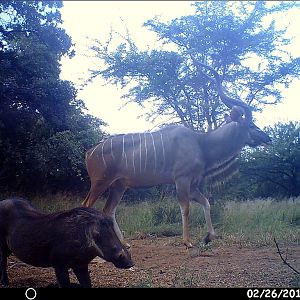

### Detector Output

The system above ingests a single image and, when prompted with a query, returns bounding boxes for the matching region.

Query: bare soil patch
[4,236,300,288]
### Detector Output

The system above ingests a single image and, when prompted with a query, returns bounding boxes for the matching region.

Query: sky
[60,1,300,134]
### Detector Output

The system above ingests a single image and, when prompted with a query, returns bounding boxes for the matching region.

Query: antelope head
[198,62,271,147]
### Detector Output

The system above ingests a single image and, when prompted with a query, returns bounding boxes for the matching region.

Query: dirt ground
[3,236,300,288]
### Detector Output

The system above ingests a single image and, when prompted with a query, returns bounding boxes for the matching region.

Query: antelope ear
[230,106,243,122]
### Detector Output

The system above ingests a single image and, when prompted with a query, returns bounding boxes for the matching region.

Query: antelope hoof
[203,232,216,245]
[184,240,193,248]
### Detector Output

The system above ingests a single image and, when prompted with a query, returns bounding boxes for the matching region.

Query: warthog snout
[112,247,134,269]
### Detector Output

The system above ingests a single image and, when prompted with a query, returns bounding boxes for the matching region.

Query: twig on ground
[274,238,300,275]
[8,261,29,269]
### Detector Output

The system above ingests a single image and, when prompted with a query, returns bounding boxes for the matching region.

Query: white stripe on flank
[101,139,108,168]
[160,132,165,172]
[122,135,128,169]
[110,138,115,161]
[144,132,148,172]
[150,132,157,172]
[88,143,101,159]
[122,135,125,159]
[124,151,128,169]
[131,134,136,174]
[139,133,142,173]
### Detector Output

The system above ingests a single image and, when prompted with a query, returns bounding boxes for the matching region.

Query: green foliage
[115,199,182,238]
[0,1,106,193]
[31,131,85,188]
[122,197,300,246]
[30,195,300,247]
[219,199,300,245]
[30,192,83,213]
[152,201,181,225]
[88,1,300,130]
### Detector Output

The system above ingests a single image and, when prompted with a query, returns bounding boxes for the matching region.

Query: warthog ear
[86,222,100,239]
[230,106,244,122]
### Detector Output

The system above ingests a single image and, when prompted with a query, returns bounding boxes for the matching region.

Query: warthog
[0,198,133,288]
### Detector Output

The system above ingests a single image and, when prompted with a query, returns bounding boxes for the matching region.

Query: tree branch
[274,238,300,275]
[0,28,37,36]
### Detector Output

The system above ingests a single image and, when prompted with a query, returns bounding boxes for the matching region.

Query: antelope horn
[196,61,253,123]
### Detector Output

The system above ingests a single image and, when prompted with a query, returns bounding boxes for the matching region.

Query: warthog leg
[72,265,91,288]
[54,266,70,288]
[0,242,9,286]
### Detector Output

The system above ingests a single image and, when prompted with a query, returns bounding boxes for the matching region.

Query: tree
[0,1,106,193]
[241,122,300,198]
[88,1,300,131]
[0,1,73,131]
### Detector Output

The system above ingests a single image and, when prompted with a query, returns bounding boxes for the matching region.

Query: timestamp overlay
[247,289,300,299]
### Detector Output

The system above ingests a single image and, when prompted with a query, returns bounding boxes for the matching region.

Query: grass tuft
[20,194,300,246]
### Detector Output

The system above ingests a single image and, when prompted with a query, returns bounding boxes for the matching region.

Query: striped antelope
[82,63,271,248]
